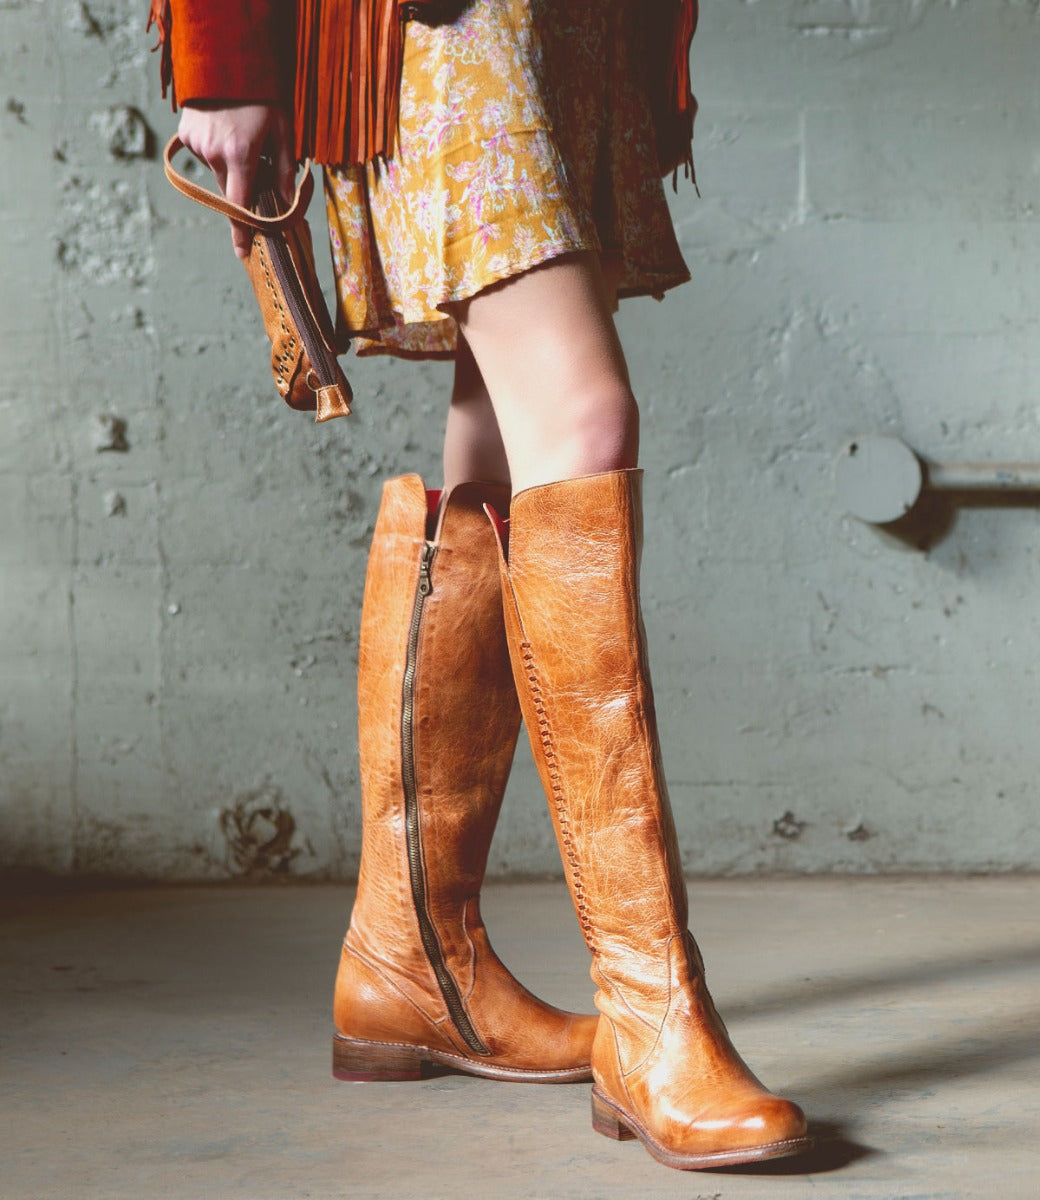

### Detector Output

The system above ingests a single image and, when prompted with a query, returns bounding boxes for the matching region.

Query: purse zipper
[255,184,346,395]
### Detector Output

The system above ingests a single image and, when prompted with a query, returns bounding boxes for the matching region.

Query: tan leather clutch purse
[163,135,352,423]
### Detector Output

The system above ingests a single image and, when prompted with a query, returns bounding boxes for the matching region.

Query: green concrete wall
[2,1,1039,879]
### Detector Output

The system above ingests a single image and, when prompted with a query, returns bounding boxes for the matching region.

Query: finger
[177,111,216,175]
[209,156,229,197]
[223,155,258,261]
[204,154,250,258]
[274,136,297,210]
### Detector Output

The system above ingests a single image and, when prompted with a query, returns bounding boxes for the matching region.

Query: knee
[557,382,640,475]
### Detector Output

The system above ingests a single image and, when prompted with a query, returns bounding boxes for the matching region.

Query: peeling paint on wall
[773,812,807,841]
[92,413,129,453]
[89,105,154,160]
[56,177,153,285]
[3,0,1040,879]
[844,820,872,843]
[220,785,301,879]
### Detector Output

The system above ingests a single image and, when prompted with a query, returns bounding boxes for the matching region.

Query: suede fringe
[149,0,697,180]
[295,0,446,167]
[146,0,175,107]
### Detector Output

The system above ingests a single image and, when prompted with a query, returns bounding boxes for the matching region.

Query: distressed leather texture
[241,211,351,420]
[163,136,352,421]
[334,474,597,1075]
[493,470,808,1158]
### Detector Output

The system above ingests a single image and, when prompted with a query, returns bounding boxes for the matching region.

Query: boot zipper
[401,542,490,1056]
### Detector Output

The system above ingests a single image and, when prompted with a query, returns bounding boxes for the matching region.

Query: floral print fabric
[323,0,690,358]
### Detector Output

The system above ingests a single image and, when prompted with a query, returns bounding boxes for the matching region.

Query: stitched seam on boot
[459,897,479,1004]
[342,941,456,1044]
[598,974,658,1036]
[620,934,678,1079]
[520,641,595,950]
[335,1033,585,1077]
[608,1018,639,1111]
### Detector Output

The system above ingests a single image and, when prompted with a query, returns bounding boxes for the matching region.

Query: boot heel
[591,1091,636,1141]
[332,1035,431,1082]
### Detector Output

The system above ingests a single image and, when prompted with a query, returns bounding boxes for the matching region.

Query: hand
[178,102,295,259]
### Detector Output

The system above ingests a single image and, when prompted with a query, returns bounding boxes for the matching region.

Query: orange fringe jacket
[148,0,697,178]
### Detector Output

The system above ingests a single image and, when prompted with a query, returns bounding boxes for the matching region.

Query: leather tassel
[152,0,694,180]
[146,0,175,107]
[296,0,437,167]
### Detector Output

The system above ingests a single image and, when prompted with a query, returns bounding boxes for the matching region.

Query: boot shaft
[336,475,600,1076]
[351,476,521,1016]
[492,470,812,1164]
[494,470,691,992]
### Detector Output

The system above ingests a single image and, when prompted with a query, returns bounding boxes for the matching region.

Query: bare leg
[442,336,512,492]
[450,250,637,493]
[456,250,811,1169]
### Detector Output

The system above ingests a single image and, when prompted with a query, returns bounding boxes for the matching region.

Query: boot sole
[591,1087,815,1170]
[332,1033,592,1084]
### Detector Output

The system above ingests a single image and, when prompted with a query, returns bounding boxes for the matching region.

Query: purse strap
[163,134,314,230]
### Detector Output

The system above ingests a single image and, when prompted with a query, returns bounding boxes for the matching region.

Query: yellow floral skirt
[323,0,690,359]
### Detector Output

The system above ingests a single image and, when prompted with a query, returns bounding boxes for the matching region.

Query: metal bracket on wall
[834,435,1040,525]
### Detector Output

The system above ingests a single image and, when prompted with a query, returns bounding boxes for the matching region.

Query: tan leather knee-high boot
[491,469,812,1164]
[332,474,597,1083]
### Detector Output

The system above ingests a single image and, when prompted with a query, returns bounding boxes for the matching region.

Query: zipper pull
[418,543,434,596]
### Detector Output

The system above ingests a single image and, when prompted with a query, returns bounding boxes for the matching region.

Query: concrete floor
[2,878,1038,1200]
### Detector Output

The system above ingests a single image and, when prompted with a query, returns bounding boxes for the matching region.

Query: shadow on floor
[710,1120,876,1177]
[797,1009,1040,1103]
[724,939,1040,1021]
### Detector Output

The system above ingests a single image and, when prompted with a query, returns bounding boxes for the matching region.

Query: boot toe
[684,1093,808,1154]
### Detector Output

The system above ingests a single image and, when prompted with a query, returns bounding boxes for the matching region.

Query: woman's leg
[333,474,597,1084]
[451,251,638,493]
[452,250,810,1170]
[442,336,512,491]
